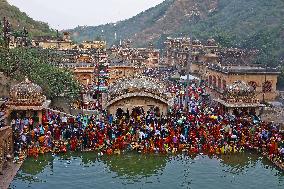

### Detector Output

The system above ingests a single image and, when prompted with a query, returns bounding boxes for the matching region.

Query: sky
[7,0,164,30]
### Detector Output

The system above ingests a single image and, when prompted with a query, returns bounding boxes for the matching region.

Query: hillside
[67,0,284,65]
[0,0,55,36]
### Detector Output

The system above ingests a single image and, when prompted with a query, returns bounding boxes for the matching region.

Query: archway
[131,106,144,117]
[79,74,92,86]
[116,108,124,119]
[107,95,169,117]
[222,80,227,90]
[212,76,217,88]
[105,76,173,116]
[217,77,221,89]
[154,106,161,117]
[208,75,212,87]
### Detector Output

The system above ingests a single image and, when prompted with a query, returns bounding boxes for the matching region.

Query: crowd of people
[11,82,284,169]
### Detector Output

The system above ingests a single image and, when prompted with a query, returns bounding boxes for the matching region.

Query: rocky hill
[0,0,55,36]
[67,0,284,65]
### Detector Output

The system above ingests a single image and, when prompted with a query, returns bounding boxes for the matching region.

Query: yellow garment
[233,146,237,153]
[221,146,225,154]
[38,136,45,144]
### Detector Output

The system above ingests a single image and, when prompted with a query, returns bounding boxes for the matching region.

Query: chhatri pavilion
[5,77,51,124]
[214,80,264,115]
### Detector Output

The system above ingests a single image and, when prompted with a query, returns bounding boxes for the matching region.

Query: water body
[10,152,284,189]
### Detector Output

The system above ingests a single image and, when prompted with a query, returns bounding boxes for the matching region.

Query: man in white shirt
[61,114,68,126]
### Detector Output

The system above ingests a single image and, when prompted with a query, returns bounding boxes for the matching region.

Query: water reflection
[21,154,54,175]
[99,152,168,178]
[219,153,259,174]
[10,152,284,189]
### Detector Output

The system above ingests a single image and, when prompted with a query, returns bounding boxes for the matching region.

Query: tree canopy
[0,47,81,100]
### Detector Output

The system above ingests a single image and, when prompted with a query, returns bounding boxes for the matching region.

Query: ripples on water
[10,152,284,189]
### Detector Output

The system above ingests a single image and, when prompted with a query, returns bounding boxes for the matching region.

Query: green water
[10,152,284,189]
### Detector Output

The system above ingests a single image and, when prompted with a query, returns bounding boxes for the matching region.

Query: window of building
[212,76,217,88]
[222,80,227,90]
[218,78,221,89]
[262,81,272,93]
[248,81,257,90]
[208,75,212,86]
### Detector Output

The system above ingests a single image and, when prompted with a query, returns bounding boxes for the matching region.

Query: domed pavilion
[105,75,174,116]
[214,80,263,115]
[6,77,51,124]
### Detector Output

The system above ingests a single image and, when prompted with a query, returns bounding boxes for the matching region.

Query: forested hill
[0,0,55,36]
[67,0,284,65]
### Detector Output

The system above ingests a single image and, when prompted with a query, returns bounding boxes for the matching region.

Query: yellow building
[32,32,73,50]
[164,37,280,102]
[108,65,142,84]
[73,67,95,87]
[214,80,263,115]
[109,43,160,68]
[81,41,106,50]
[205,65,280,101]
[76,54,93,63]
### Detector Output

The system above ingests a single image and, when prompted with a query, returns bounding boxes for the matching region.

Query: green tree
[0,47,81,100]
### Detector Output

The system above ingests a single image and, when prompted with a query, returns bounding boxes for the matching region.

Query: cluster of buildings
[0,17,29,49]
[1,16,283,183]
[164,37,280,102]
[34,36,160,110]
[109,41,160,67]
[2,16,281,110]
[31,32,106,51]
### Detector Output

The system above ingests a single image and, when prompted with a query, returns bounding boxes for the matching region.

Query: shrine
[105,75,174,116]
[5,78,51,125]
[214,80,264,115]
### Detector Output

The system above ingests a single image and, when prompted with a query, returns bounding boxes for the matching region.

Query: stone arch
[222,80,227,90]
[217,77,222,89]
[115,108,124,119]
[79,74,92,86]
[106,76,173,116]
[107,93,169,116]
[212,76,217,88]
[208,75,212,87]
[106,92,170,108]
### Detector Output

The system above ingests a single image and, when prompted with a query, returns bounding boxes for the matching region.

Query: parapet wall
[0,126,13,174]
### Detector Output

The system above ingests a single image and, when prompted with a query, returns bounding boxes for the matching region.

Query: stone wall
[0,126,13,174]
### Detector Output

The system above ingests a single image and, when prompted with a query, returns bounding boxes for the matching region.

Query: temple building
[164,37,191,74]
[105,76,174,116]
[109,43,160,68]
[164,37,280,101]
[5,78,51,125]
[205,64,280,102]
[80,41,107,50]
[214,80,263,115]
[32,32,73,50]
[108,60,143,84]
[76,54,94,63]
